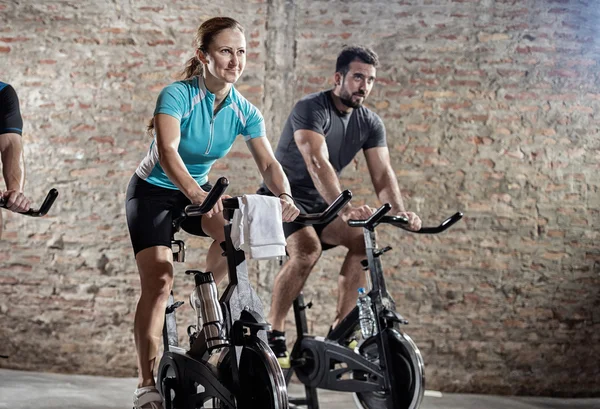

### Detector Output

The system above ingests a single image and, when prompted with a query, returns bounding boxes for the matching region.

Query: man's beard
[339,89,366,109]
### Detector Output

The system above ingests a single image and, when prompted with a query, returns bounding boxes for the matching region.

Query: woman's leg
[200,213,228,284]
[134,245,174,388]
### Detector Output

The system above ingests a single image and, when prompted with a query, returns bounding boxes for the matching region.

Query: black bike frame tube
[365,226,397,403]
[220,223,243,302]
[293,294,309,338]
[219,222,244,396]
[364,228,388,315]
[379,329,399,409]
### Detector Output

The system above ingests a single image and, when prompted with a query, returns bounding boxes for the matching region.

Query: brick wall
[1,0,598,397]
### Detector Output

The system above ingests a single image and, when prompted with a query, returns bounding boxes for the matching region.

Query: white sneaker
[133,386,164,409]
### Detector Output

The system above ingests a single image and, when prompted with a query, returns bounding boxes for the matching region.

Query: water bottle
[189,271,228,350]
[357,287,377,338]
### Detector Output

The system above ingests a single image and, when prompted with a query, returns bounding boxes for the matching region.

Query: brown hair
[147,17,245,133]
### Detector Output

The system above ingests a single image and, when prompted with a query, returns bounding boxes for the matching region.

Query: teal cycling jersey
[136,76,266,189]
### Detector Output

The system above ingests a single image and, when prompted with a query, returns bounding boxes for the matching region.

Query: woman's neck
[203,73,232,107]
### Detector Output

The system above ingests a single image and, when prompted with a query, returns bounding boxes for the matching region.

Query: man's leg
[319,218,366,329]
[268,226,322,332]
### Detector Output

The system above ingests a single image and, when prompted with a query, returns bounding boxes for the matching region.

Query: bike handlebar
[0,188,59,217]
[293,190,353,225]
[209,188,352,225]
[184,177,230,217]
[349,204,463,234]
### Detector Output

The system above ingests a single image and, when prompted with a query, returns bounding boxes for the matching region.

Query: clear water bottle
[189,270,228,351]
[357,287,377,338]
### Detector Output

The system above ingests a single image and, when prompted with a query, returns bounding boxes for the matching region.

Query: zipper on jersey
[205,116,215,155]
[204,95,232,155]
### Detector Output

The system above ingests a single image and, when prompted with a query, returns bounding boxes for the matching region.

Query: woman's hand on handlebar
[1,190,31,213]
[188,187,224,218]
[398,211,422,231]
[279,194,300,222]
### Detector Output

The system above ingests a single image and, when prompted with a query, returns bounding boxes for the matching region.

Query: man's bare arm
[294,129,344,205]
[364,146,405,213]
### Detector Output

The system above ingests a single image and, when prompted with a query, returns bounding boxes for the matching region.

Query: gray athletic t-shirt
[273,90,386,203]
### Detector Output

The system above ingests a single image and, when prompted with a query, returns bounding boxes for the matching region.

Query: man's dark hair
[335,46,379,76]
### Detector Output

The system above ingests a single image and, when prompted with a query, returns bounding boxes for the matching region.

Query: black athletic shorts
[256,186,338,251]
[126,174,212,255]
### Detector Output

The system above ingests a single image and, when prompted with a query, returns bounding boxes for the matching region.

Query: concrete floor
[0,369,598,409]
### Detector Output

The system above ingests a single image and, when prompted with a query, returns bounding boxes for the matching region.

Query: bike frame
[289,207,463,409]
[159,179,287,409]
[289,222,396,409]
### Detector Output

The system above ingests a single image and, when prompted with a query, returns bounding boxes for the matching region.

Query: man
[258,46,422,366]
[0,82,30,238]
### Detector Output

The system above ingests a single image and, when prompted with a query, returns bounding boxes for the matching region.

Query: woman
[126,17,299,409]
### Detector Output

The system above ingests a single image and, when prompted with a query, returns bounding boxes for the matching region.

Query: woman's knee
[136,248,174,301]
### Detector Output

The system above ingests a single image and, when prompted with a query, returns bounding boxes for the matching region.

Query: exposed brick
[1,0,598,399]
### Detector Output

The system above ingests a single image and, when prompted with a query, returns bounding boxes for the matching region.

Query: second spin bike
[286,204,463,409]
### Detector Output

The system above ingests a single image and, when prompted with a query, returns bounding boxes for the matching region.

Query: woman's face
[200,28,246,84]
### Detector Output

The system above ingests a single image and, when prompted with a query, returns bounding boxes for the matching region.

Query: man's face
[337,61,377,109]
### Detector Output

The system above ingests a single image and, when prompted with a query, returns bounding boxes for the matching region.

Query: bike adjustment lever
[374,246,392,257]
[299,299,313,311]
[381,309,409,325]
[166,301,184,314]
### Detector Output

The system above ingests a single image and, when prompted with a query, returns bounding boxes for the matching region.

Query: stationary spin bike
[156,177,352,409]
[286,204,463,409]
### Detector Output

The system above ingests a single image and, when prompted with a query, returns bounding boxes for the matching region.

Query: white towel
[230,194,286,260]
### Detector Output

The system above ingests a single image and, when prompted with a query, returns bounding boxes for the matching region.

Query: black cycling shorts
[256,186,338,251]
[126,174,211,256]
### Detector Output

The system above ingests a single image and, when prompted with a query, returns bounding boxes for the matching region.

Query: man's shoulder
[297,90,328,105]
[292,91,330,115]
[355,104,383,126]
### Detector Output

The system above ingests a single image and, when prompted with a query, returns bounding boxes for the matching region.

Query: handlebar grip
[415,212,463,234]
[294,190,353,225]
[348,203,394,228]
[0,188,59,217]
[380,214,409,227]
[184,177,229,216]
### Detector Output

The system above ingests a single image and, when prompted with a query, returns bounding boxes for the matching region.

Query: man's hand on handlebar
[397,211,422,231]
[279,194,300,222]
[1,190,30,213]
[340,204,374,222]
